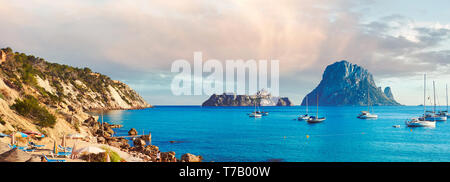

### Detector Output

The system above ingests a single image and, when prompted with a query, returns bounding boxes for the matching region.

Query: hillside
[0,47,151,139]
[301,60,401,106]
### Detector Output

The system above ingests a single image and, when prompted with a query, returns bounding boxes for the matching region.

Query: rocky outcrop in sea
[301,60,401,106]
[202,90,293,106]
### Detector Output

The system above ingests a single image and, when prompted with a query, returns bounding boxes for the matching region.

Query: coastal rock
[133,138,146,147]
[384,87,395,100]
[302,60,401,106]
[161,151,176,162]
[128,128,138,136]
[181,153,203,162]
[202,90,293,106]
[276,97,293,106]
[97,137,106,144]
[141,145,159,156]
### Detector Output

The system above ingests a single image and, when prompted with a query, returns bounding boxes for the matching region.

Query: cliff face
[0,47,151,139]
[202,91,293,106]
[301,60,400,106]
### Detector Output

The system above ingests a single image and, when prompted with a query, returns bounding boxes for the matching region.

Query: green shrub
[11,95,56,128]
[0,117,5,125]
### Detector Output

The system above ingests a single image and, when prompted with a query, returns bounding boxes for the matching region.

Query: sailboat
[307,94,326,123]
[406,74,436,127]
[298,96,310,121]
[249,96,262,118]
[357,87,378,119]
[439,84,448,117]
[424,81,447,121]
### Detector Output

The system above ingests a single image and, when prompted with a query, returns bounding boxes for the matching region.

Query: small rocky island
[202,90,293,106]
[302,60,401,106]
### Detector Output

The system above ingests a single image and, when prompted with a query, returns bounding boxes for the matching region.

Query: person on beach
[156,151,161,162]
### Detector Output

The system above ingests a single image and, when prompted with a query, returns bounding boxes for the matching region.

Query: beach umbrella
[74,146,105,154]
[61,134,66,147]
[53,140,58,154]
[67,133,85,139]
[10,132,15,145]
[0,148,32,162]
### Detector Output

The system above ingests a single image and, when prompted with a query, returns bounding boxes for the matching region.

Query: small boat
[249,97,262,118]
[256,111,269,116]
[405,118,435,127]
[307,116,326,123]
[298,96,310,121]
[392,125,400,128]
[424,81,447,121]
[306,94,325,123]
[298,114,310,121]
[424,112,447,121]
[249,112,262,118]
[357,87,378,119]
[357,111,378,119]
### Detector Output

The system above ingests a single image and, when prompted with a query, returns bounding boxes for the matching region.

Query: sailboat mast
[446,84,448,112]
[306,96,308,115]
[367,87,370,112]
[424,74,426,117]
[316,94,319,117]
[433,81,436,114]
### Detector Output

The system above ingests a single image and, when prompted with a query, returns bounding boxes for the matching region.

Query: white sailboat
[307,94,326,123]
[357,87,378,119]
[249,96,262,118]
[298,96,310,121]
[406,74,436,127]
[424,81,447,121]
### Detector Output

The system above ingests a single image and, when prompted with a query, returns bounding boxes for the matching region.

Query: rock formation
[302,60,401,106]
[202,90,293,106]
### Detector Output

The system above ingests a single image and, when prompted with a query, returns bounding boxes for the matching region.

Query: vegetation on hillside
[10,95,56,128]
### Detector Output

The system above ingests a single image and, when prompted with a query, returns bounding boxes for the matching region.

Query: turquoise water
[99,106,450,162]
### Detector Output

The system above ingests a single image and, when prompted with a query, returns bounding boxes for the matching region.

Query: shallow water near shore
[97,106,450,162]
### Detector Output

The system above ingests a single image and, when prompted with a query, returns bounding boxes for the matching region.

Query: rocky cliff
[0,47,151,139]
[202,90,293,106]
[301,60,400,106]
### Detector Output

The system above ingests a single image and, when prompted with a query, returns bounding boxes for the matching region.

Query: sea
[96,106,450,162]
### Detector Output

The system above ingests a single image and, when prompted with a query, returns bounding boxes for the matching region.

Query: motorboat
[405,118,435,127]
[357,111,378,119]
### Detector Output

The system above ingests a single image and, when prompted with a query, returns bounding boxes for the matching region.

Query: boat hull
[405,119,436,127]
[425,116,447,121]
[307,118,325,123]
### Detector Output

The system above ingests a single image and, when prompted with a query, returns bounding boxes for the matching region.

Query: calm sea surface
[97,106,450,162]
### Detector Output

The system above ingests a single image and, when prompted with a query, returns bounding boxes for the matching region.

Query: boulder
[128,128,138,136]
[133,138,146,148]
[161,151,176,162]
[181,153,203,162]
[142,145,159,156]
[97,137,106,144]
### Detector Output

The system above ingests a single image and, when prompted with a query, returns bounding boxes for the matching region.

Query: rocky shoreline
[83,116,202,162]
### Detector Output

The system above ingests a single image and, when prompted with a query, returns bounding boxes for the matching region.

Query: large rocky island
[302,60,401,106]
[202,90,293,106]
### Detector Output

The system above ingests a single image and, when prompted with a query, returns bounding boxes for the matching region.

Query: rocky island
[302,60,401,106]
[202,90,293,106]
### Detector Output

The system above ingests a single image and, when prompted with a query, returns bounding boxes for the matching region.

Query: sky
[0,0,449,105]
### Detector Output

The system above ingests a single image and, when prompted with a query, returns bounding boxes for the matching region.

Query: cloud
[1,0,449,105]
